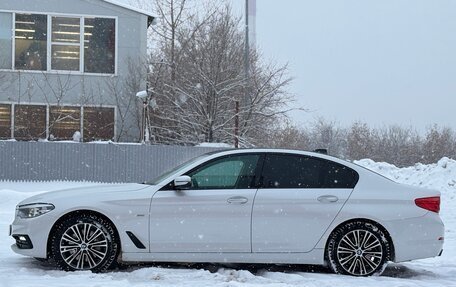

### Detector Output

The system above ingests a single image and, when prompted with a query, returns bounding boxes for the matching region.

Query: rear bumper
[385,212,444,262]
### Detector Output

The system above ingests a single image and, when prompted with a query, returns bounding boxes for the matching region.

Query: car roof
[199,148,378,179]
[203,148,347,164]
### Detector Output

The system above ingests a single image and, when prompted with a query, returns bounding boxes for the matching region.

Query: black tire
[327,221,391,276]
[49,213,119,272]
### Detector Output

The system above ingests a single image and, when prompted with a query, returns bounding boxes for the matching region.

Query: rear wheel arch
[324,218,395,263]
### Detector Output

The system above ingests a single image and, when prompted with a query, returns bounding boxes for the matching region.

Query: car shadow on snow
[18,258,434,279]
[114,262,433,279]
[381,263,436,279]
[113,262,331,274]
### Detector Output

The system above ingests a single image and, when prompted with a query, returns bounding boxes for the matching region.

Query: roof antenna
[314,149,328,155]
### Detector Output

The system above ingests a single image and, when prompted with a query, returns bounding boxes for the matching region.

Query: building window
[0,12,12,69]
[51,17,81,71]
[83,107,115,141]
[8,13,116,74]
[0,103,115,141]
[0,104,12,139]
[14,104,47,140]
[49,106,81,140]
[84,18,115,74]
[15,14,48,71]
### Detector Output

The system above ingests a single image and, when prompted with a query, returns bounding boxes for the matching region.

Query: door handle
[227,196,248,204]
[317,195,339,203]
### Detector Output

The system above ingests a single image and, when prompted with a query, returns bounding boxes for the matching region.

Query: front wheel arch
[47,210,121,262]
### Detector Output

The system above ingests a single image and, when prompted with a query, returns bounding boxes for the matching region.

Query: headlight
[16,203,55,219]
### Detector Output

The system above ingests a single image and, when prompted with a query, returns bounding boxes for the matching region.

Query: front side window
[261,154,359,189]
[15,14,47,71]
[187,155,260,189]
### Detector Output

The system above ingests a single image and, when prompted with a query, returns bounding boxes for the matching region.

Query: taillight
[415,196,440,213]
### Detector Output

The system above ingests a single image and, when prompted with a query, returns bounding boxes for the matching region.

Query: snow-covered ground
[1,158,455,287]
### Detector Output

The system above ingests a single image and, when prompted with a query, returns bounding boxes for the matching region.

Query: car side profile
[10,149,444,276]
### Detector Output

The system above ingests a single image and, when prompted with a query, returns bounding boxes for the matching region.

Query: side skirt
[120,249,325,265]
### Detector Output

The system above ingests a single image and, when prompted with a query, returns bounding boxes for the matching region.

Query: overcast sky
[230,0,456,131]
[131,0,456,131]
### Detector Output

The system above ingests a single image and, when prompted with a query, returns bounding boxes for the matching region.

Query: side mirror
[173,175,191,190]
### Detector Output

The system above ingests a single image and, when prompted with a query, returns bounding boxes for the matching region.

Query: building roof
[101,0,156,19]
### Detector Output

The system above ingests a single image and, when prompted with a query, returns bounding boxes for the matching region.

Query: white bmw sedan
[10,149,444,276]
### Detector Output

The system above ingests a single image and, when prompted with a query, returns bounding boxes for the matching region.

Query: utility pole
[234,101,239,148]
[235,0,252,148]
[244,0,250,86]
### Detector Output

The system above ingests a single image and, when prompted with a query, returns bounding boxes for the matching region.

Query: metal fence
[0,141,220,183]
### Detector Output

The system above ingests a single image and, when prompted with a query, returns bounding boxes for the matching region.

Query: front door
[149,154,261,253]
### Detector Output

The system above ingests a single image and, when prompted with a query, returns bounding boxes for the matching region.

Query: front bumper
[11,234,34,249]
[10,214,54,259]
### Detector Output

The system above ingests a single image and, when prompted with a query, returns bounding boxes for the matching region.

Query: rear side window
[261,154,358,189]
[320,161,359,188]
[261,154,322,188]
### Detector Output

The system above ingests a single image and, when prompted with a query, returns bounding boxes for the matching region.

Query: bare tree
[252,114,456,166]
[4,71,84,140]
[422,125,456,164]
[346,122,374,160]
[259,121,311,150]
[369,125,422,166]
[307,118,347,158]
[147,2,294,146]
[106,57,147,141]
[4,69,129,141]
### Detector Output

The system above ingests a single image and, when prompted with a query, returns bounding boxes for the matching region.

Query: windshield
[145,151,224,185]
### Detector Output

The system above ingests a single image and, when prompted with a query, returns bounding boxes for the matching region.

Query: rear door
[252,153,358,253]
[150,154,261,253]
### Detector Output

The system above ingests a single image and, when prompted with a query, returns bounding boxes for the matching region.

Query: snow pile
[356,157,456,262]
[1,159,455,287]
[355,157,456,195]
[355,157,456,252]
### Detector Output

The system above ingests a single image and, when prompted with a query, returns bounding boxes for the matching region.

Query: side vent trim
[126,231,147,249]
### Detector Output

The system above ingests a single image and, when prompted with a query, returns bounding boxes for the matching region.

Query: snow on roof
[101,0,156,18]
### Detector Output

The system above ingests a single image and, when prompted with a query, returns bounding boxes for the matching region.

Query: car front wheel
[327,221,391,276]
[49,213,119,272]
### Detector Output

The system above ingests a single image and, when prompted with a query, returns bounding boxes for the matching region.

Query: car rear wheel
[50,213,119,272]
[327,221,391,276]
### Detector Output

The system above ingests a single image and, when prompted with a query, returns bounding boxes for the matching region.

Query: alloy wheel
[336,229,383,276]
[59,222,109,270]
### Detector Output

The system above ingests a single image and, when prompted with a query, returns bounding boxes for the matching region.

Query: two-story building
[0,0,154,142]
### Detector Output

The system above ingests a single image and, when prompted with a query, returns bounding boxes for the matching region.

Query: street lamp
[136,90,148,99]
